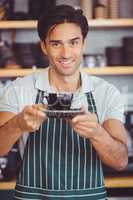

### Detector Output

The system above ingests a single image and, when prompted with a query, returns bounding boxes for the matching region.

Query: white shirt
[0,67,124,157]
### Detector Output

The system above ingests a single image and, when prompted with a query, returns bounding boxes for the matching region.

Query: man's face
[41,22,84,76]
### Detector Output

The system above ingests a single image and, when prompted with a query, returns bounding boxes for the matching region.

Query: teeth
[61,62,70,64]
[60,60,72,64]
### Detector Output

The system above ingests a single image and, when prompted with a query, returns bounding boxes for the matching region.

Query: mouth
[58,59,74,66]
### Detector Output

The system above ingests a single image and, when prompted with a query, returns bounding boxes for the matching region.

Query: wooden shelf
[88,19,133,28]
[0,68,38,77]
[0,19,133,29]
[0,20,37,29]
[81,67,133,75]
[105,176,133,188]
[0,67,133,78]
[0,181,16,190]
[0,176,133,190]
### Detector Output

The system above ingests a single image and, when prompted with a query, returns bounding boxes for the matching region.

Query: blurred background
[0,1,133,199]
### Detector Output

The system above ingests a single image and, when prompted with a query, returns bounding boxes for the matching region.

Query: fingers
[72,112,97,124]
[68,109,98,139]
[74,121,97,131]
[73,126,94,138]
[80,105,88,114]
[25,104,47,119]
[18,104,48,132]
[71,121,98,139]
[73,121,97,128]
[32,103,48,111]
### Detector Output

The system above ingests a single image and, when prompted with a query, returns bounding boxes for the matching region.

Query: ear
[83,39,86,54]
[40,41,47,55]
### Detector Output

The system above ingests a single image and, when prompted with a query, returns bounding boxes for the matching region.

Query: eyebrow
[70,37,81,42]
[49,37,81,44]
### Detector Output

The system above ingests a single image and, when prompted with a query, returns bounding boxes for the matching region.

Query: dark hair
[37,5,89,41]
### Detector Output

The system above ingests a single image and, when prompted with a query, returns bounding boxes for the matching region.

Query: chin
[60,68,78,75]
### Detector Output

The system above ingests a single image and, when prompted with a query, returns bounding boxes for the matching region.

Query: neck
[49,67,81,92]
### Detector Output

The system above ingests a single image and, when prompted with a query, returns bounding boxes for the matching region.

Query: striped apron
[14,90,107,199]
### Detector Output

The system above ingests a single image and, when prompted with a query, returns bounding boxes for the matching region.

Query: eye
[51,42,61,48]
[70,40,79,47]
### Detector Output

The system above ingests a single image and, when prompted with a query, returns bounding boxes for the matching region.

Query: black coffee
[44,93,73,110]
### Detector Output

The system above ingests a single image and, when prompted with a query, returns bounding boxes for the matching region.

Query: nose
[61,45,71,59]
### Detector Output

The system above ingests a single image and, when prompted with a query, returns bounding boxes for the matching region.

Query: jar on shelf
[94,4,107,19]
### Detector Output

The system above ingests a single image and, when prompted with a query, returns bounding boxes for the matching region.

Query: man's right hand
[17,104,48,133]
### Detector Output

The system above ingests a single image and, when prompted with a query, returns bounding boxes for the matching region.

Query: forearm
[0,105,47,156]
[90,125,128,171]
[0,114,23,156]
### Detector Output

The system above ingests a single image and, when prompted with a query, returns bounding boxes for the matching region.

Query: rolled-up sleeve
[0,81,19,113]
[104,85,125,123]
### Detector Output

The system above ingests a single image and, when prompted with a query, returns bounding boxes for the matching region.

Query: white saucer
[43,109,83,118]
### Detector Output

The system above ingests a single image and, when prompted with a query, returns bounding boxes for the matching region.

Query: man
[0,5,128,199]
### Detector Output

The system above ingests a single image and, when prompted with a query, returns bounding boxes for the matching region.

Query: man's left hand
[70,106,101,139]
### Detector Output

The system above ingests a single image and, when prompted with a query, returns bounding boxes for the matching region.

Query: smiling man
[0,5,128,200]
[42,23,83,76]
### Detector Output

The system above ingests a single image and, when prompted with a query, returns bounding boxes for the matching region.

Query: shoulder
[81,72,124,123]
[91,75,122,104]
[0,70,48,113]
[12,71,41,89]
[12,69,48,92]
[92,75,118,92]
[83,72,119,95]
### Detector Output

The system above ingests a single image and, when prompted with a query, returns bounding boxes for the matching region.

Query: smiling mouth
[59,60,74,65]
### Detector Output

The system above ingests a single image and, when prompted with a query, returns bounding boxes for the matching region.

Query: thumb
[80,105,88,114]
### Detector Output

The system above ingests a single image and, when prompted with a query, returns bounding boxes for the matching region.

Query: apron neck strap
[85,92,99,122]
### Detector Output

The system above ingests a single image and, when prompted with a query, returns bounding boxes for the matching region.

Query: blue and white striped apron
[14,90,107,199]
